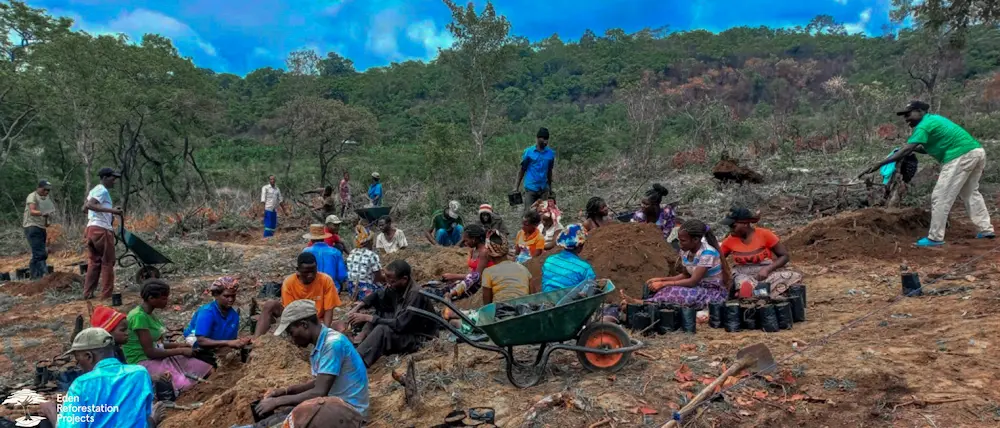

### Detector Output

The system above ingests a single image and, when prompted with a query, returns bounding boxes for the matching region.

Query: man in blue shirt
[515,127,556,210]
[184,276,250,367]
[256,299,370,419]
[41,328,163,428]
[542,224,596,292]
[367,172,383,207]
[303,225,348,291]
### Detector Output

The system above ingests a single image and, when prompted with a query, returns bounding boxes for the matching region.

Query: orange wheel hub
[583,331,624,368]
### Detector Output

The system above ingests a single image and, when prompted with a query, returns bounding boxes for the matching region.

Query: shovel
[661,344,775,428]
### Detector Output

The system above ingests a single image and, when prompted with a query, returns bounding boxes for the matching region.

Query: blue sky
[26,0,892,75]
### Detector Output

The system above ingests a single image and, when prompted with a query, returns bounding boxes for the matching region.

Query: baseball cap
[38,180,51,189]
[62,327,114,356]
[97,168,122,178]
[720,207,758,226]
[896,100,930,116]
[371,172,380,179]
[325,215,343,225]
[286,397,364,428]
[446,200,460,218]
[274,299,318,336]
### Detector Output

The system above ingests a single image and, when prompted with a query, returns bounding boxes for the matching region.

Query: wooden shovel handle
[661,356,755,428]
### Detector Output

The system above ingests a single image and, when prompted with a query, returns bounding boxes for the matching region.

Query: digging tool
[163,401,204,411]
[661,343,775,428]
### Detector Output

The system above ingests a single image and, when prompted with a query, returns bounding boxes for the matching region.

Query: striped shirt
[681,240,724,289]
[541,250,596,293]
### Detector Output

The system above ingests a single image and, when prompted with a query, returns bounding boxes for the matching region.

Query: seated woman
[582,197,611,232]
[123,279,213,394]
[541,224,596,293]
[439,225,494,300]
[444,232,534,329]
[719,207,803,297]
[90,306,129,363]
[515,211,545,263]
[534,199,564,251]
[631,183,678,244]
[183,276,251,368]
[622,219,727,307]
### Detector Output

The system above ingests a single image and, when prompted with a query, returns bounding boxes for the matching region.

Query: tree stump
[393,357,421,407]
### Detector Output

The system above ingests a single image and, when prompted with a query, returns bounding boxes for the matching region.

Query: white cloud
[844,8,872,34]
[406,20,454,59]
[106,9,217,56]
[833,0,848,5]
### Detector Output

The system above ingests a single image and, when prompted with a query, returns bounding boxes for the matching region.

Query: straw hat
[303,224,333,241]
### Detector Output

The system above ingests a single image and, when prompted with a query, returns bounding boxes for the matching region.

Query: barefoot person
[719,207,803,298]
[183,277,251,368]
[83,168,123,300]
[40,328,164,428]
[254,300,369,422]
[623,220,727,307]
[860,101,994,246]
[254,253,342,336]
[123,279,212,394]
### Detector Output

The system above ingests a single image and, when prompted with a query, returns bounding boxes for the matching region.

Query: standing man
[339,171,352,218]
[260,175,288,239]
[84,168,122,300]
[367,172,383,207]
[515,127,556,210]
[24,180,55,280]
[861,101,995,246]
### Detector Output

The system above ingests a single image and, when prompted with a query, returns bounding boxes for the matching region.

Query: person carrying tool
[254,252,342,337]
[39,328,165,427]
[254,299,369,420]
[514,127,555,210]
[260,175,288,239]
[347,260,438,367]
[426,200,465,246]
[183,277,251,368]
[367,172,383,207]
[23,180,55,280]
[83,168,124,300]
[859,101,995,246]
[303,224,348,291]
[541,224,596,293]
[719,207,802,298]
[123,279,213,394]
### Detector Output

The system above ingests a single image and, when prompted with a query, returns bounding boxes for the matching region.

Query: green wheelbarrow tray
[409,280,643,388]
[355,206,392,223]
[116,228,172,284]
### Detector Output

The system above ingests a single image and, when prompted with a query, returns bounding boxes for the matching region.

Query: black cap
[38,180,51,189]
[97,168,121,178]
[720,207,758,226]
[537,127,549,139]
[896,100,930,116]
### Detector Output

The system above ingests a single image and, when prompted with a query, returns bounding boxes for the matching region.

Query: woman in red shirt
[719,207,803,298]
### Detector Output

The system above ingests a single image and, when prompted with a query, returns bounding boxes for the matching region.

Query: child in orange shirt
[515,211,545,263]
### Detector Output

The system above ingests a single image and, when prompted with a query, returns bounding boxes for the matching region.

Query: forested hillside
[3,0,1000,227]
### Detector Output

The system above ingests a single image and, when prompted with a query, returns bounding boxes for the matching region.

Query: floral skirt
[645,284,727,308]
[732,264,803,297]
[346,281,380,301]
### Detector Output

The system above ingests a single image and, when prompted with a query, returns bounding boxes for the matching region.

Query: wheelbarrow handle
[417,289,481,329]
[407,305,504,355]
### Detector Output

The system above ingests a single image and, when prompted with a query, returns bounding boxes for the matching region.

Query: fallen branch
[587,417,611,428]
[892,397,969,412]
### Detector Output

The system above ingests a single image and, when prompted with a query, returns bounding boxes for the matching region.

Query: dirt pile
[712,157,764,184]
[160,335,311,428]
[785,207,981,262]
[524,223,682,301]
[381,246,469,283]
[0,272,82,296]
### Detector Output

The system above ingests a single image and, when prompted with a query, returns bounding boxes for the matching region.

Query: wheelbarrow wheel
[135,266,161,284]
[576,322,631,373]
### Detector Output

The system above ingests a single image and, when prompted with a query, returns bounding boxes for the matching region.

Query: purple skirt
[645,285,726,308]
[138,355,212,394]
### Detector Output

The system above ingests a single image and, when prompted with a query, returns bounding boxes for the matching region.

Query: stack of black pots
[706,284,808,333]
[624,302,697,335]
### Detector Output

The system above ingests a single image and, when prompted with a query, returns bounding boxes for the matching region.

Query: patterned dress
[631,206,677,241]
[645,240,727,308]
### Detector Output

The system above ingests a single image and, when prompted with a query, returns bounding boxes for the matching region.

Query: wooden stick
[587,417,611,428]
[661,356,754,428]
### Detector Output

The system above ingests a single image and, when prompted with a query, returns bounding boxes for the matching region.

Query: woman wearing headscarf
[345,227,384,301]
[541,224,596,292]
[719,207,803,298]
[91,306,128,363]
[183,276,250,368]
[631,184,678,242]
[623,220,728,307]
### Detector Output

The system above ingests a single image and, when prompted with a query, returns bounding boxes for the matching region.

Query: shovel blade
[736,343,776,374]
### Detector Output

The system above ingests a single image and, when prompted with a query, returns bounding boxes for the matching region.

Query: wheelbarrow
[409,280,643,388]
[355,206,392,223]
[116,223,171,284]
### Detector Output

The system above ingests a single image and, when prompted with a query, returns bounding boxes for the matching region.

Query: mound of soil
[381,246,469,283]
[712,158,764,184]
[785,207,979,262]
[524,223,682,302]
[160,335,311,428]
[0,272,81,296]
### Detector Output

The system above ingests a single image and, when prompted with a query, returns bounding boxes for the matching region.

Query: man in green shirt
[861,101,994,246]
[23,180,56,279]
[424,200,465,246]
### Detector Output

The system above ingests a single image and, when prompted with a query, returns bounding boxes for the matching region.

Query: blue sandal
[976,232,996,239]
[916,237,944,247]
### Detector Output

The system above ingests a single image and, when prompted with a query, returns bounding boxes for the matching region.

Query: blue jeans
[435,225,464,246]
[24,226,47,279]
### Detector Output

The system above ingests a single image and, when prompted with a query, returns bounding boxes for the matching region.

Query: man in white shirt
[260,175,288,238]
[83,168,123,300]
